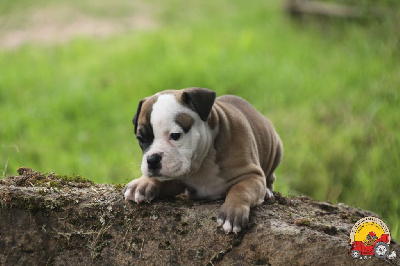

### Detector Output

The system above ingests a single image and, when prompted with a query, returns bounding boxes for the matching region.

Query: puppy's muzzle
[147,153,162,175]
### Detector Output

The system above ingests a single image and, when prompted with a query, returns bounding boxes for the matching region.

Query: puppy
[124,88,283,234]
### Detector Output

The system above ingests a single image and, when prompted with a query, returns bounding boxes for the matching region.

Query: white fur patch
[124,188,134,201]
[150,94,194,140]
[140,93,232,200]
[217,218,224,226]
[135,190,145,203]
[141,94,193,178]
[141,92,231,200]
[223,220,232,233]
[142,94,213,181]
[182,147,227,200]
[233,226,241,234]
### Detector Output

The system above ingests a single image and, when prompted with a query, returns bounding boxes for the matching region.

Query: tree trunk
[0,168,398,265]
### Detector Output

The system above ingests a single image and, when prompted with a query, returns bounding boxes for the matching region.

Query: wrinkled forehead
[151,94,195,130]
[137,91,195,131]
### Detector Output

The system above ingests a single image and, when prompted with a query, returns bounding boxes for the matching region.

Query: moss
[8,168,93,189]
[350,215,359,224]
[295,218,311,226]
[35,180,47,187]
[23,196,48,212]
[113,183,125,191]
[34,179,60,188]
[38,189,46,196]
[13,194,66,212]
[55,174,93,184]
[48,180,61,188]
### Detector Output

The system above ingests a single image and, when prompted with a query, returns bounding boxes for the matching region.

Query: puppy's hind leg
[265,137,283,200]
[265,173,276,200]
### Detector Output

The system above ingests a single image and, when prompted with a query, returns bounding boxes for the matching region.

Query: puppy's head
[132,88,216,180]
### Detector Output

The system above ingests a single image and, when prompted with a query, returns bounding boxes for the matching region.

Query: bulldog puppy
[124,88,283,234]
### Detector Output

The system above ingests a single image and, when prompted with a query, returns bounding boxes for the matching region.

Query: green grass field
[1,0,399,239]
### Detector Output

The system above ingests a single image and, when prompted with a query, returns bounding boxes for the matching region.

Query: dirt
[0,167,399,265]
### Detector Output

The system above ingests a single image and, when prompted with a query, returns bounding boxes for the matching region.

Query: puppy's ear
[181,88,216,122]
[132,98,146,134]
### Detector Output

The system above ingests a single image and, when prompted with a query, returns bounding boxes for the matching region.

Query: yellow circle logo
[350,216,390,243]
[349,216,395,260]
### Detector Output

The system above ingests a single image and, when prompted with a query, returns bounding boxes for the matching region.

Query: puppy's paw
[217,203,250,234]
[124,176,159,204]
[265,188,275,200]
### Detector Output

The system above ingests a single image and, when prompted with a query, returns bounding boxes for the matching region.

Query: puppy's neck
[188,118,218,176]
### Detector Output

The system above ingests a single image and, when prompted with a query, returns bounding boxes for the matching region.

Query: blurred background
[0,0,398,239]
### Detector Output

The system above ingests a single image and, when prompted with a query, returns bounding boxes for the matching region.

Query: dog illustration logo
[349,216,396,260]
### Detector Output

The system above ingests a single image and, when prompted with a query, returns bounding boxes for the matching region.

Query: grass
[0,0,399,239]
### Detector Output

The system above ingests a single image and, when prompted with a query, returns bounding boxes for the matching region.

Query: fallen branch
[0,168,399,264]
[285,0,364,19]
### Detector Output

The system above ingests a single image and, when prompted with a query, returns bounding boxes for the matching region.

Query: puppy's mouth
[152,175,177,181]
[142,151,189,180]
[149,169,180,180]
[148,162,187,181]
[147,170,161,178]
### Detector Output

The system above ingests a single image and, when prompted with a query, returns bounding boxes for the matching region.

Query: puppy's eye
[136,135,145,143]
[170,133,181,141]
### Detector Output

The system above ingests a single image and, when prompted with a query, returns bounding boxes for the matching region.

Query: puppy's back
[216,95,282,178]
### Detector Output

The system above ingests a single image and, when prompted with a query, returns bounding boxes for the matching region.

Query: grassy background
[1,0,399,239]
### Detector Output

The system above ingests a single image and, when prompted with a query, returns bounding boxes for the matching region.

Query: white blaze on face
[141,94,210,180]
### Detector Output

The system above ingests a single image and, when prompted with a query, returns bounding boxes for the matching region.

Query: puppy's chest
[182,162,228,200]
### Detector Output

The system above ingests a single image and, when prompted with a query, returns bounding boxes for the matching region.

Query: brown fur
[209,95,282,231]
[126,88,283,233]
[175,113,194,133]
[212,96,283,192]
[136,96,158,135]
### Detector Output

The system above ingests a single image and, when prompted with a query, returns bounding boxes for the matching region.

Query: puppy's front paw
[217,203,250,234]
[124,176,159,204]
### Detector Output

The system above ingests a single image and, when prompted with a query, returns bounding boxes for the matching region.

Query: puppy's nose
[147,153,162,170]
